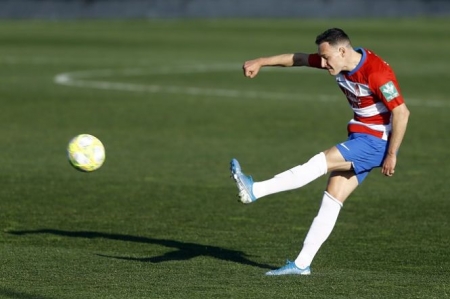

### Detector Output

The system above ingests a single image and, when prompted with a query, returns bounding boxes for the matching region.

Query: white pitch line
[55,74,337,102]
[53,66,450,108]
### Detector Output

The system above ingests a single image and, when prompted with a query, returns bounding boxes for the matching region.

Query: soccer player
[230,28,410,275]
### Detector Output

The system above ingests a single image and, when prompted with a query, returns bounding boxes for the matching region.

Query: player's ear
[339,46,346,57]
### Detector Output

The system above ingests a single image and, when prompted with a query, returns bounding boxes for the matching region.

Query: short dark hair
[315,28,351,46]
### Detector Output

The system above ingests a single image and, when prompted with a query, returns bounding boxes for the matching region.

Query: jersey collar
[347,47,366,76]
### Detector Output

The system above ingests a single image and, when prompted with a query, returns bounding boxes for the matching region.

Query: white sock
[294,191,343,269]
[252,152,327,199]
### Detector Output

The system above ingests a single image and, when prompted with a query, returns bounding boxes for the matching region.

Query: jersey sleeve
[369,70,405,110]
[308,53,324,69]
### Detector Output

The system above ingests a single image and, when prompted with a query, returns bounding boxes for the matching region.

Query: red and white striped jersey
[308,48,404,140]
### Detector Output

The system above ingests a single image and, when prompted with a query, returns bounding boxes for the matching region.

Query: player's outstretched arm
[243,53,310,78]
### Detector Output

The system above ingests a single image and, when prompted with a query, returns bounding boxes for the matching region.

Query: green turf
[0,18,449,299]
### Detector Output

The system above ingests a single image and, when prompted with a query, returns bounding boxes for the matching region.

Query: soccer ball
[67,134,105,172]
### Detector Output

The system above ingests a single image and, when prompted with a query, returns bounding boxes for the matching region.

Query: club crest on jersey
[380,81,399,101]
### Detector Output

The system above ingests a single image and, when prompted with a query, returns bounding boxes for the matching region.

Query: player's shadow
[0,288,52,299]
[8,229,274,269]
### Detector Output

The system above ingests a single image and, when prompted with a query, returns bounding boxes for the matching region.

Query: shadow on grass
[0,288,51,299]
[9,229,274,270]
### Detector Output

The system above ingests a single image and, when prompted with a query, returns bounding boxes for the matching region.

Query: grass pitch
[0,18,449,299]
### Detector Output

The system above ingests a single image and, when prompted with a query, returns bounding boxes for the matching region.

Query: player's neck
[346,49,363,72]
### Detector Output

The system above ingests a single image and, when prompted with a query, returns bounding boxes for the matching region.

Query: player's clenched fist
[243,59,262,78]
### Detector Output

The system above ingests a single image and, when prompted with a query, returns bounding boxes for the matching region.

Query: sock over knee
[252,152,327,199]
[294,191,342,269]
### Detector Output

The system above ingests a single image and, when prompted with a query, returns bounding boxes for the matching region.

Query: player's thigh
[323,146,353,172]
[325,170,359,203]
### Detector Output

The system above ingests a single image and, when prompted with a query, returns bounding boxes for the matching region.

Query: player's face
[318,42,345,76]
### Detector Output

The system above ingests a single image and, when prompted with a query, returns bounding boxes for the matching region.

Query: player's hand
[381,153,397,177]
[243,59,262,78]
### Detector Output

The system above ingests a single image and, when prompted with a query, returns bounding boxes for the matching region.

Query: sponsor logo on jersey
[354,84,360,96]
[380,81,399,101]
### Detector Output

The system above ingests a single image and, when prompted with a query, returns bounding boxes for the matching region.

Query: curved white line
[53,66,449,108]
[54,66,337,102]
[56,76,337,102]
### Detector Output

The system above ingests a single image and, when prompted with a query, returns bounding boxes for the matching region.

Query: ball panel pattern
[67,134,105,172]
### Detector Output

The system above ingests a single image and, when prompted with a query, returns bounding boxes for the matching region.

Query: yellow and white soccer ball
[67,134,105,172]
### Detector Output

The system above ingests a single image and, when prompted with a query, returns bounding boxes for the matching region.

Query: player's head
[315,28,353,75]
